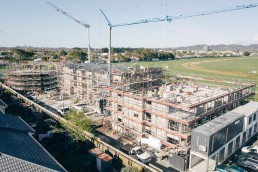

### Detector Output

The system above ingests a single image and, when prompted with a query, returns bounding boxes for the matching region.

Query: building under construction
[60,63,164,112]
[6,62,58,92]
[104,78,255,171]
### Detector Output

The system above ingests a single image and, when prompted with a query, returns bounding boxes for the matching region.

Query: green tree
[68,47,87,62]
[66,109,94,133]
[11,48,34,61]
[58,50,67,57]
[243,51,250,56]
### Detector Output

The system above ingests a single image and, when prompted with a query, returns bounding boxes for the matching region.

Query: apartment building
[105,81,255,171]
[60,63,164,112]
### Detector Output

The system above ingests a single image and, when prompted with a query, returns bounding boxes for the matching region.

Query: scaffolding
[6,62,59,93]
[105,75,255,168]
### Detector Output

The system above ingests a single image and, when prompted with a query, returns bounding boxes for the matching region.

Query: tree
[243,51,250,56]
[121,167,138,172]
[11,48,34,61]
[65,109,94,133]
[117,53,124,62]
[68,47,87,62]
[58,50,67,57]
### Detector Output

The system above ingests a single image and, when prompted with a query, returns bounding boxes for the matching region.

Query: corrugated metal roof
[193,111,243,136]
[0,114,34,133]
[0,113,66,172]
[0,99,7,107]
[0,153,57,172]
[231,101,258,117]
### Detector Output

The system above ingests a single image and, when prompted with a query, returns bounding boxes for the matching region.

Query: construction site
[60,63,164,112]
[6,62,59,92]
[104,76,256,170]
[2,1,258,172]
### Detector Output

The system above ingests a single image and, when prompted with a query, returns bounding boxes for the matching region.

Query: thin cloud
[0,30,4,34]
[14,31,26,35]
[254,34,258,42]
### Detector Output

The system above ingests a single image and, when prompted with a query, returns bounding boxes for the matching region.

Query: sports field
[121,56,258,100]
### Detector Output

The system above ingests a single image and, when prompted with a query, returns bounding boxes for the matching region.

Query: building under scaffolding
[104,78,255,171]
[6,62,58,92]
[60,63,164,112]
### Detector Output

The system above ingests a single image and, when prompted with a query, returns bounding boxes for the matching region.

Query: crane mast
[47,1,92,62]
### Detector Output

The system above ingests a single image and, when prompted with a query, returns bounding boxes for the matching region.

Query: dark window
[242,131,246,143]
[145,113,151,122]
[249,127,252,138]
[168,120,180,131]
[167,136,179,145]
[118,118,122,122]
[228,141,233,155]
[249,116,252,124]
[236,136,240,149]
[146,100,152,105]
[134,113,138,118]
[254,114,257,121]
[145,128,151,134]
[118,105,122,112]
[118,94,122,97]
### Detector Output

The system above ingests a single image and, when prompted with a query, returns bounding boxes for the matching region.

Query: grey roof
[66,63,131,74]
[0,153,56,172]
[0,113,66,172]
[0,114,34,132]
[231,101,258,117]
[193,111,243,136]
[0,99,7,107]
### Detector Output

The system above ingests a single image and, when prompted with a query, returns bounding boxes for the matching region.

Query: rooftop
[0,112,66,172]
[0,114,34,132]
[192,111,243,136]
[231,101,258,117]
[67,63,131,74]
[0,153,57,172]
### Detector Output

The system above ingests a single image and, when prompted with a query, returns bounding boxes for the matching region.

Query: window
[118,118,122,122]
[146,100,152,105]
[249,127,253,138]
[250,149,257,153]
[117,105,122,112]
[167,136,179,145]
[118,94,122,97]
[168,120,180,131]
[145,128,151,134]
[235,136,240,149]
[145,113,151,122]
[242,131,246,143]
[254,114,257,121]
[134,113,138,118]
[249,116,252,124]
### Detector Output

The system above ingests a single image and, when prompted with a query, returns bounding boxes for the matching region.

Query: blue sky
[1,0,258,48]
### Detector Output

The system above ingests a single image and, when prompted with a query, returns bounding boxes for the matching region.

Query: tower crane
[100,2,258,85]
[47,1,92,62]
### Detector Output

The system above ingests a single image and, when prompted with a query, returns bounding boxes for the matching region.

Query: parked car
[130,146,152,164]
[120,143,152,163]
[241,145,258,153]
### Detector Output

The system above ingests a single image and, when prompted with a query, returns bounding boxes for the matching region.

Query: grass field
[120,56,258,100]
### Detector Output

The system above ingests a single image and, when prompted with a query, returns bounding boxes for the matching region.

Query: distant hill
[174,44,258,51]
